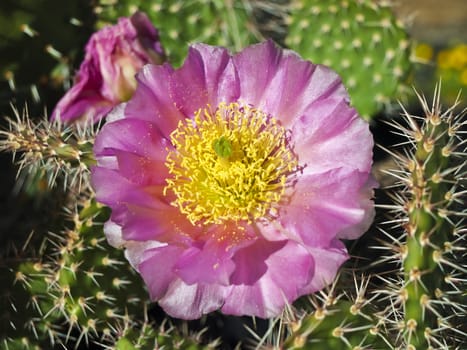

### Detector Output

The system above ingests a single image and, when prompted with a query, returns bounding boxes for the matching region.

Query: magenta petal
[91,167,159,212]
[222,240,314,318]
[230,239,286,285]
[121,203,197,244]
[250,49,314,122]
[302,239,349,294]
[233,40,347,125]
[337,175,377,240]
[281,167,372,247]
[94,118,170,160]
[174,240,235,286]
[130,12,164,59]
[138,245,184,300]
[173,223,257,286]
[159,280,228,319]
[51,12,164,124]
[233,41,281,110]
[51,63,113,123]
[292,98,373,175]
[169,44,239,116]
[125,64,185,138]
[114,150,169,186]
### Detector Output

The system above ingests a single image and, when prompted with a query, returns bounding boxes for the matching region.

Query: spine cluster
[0,108,95,191]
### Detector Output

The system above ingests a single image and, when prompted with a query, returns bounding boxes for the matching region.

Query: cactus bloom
[51,12,164,124]
[92,41,376,319]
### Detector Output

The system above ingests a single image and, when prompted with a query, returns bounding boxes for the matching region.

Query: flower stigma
[213,136,233,158]
[164,102,299,225]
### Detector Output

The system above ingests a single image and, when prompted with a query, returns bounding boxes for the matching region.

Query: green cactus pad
[279,274,393,350]
[286,0,412,120]
[103,319,219,350]
[3,200,149,348]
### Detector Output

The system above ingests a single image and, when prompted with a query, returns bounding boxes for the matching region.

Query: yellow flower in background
[414,43,434,62]
[437,50,451,69]
[451,44,467,70]
[437,44,467,71]
[432,43,467,101]
[461,69,467,85]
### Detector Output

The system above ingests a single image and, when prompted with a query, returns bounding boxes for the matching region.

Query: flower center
[164,102,298,225]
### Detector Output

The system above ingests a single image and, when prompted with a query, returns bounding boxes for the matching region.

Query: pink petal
[232,40,281,111]
[51,63,114,123]
[94,118,170,161]
[51,13,164,124]
[291,98,373,175]
[221,240,313,318]
[174,240,235,286]
[337,175,377,240]
[301,239,349,294]
[124,64,185,138]
[169,44,239,116]
[138,245,184,300]
[173,223,257,285]
[230,239,286,285]
[280,167,373,247]
[120,203,197,244]
[91,166,158,211]
[233,40,347,125]
[159,280,228,319]
[130,12,165,60]
[113,150,169,186]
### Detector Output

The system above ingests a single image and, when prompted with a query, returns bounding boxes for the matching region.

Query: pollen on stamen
[164,102,299,225]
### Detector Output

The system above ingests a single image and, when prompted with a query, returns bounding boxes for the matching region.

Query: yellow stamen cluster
[164,102,298,225]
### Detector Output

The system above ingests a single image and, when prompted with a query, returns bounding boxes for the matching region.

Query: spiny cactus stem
[401,91,462,348]
[282,309,326,348]
[404,187,437,347]
[0,108,97,190]
[281,299,384,349]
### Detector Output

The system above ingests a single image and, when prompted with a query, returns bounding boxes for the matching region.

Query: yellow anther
[165,102,298,225]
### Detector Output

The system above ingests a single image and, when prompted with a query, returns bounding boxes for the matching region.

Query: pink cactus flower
[92,40,376,319]
[51,12,164,124]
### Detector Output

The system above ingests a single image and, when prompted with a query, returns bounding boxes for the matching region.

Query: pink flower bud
[51,12,164,124]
